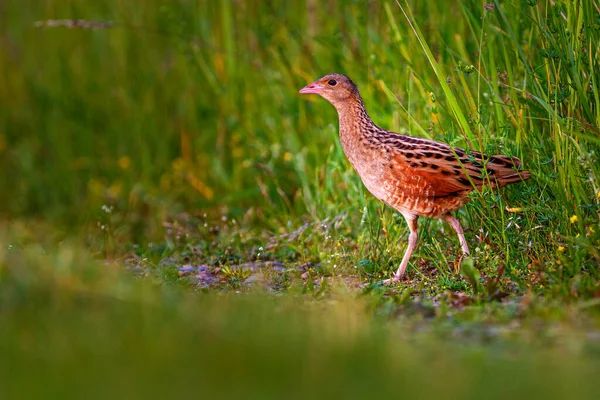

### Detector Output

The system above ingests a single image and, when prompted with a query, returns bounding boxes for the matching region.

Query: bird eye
[327,79,337,86]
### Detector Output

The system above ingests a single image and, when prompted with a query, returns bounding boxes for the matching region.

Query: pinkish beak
[299,82,324,95]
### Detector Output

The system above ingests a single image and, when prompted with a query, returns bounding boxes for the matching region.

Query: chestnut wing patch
[388,151,472,198]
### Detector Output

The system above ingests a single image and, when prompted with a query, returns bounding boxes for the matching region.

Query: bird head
[299,73,360,108]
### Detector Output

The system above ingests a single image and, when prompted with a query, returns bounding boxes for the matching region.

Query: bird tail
[485,154,531,188]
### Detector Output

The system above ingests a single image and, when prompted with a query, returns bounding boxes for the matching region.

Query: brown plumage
[299,73,531,282]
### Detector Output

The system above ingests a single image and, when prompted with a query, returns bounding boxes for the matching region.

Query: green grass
[1,0,600,396]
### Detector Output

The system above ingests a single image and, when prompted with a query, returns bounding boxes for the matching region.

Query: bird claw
[381,274,404,285]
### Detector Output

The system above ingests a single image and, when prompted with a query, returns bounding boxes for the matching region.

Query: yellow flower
[283,152,293,162]
[597,191,600,200]
[232,147,244,158]
[557,246,565,252]
[570,215,578,224]
[118,156,131,170]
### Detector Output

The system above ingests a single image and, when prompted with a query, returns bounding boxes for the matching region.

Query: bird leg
[383,215,418,284]
[442,214,470,273]
[442,213,470,255]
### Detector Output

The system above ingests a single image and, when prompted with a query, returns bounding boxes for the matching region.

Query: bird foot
[381,274,404,285]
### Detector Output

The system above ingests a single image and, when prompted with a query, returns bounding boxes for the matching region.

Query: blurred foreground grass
[2,225,600,399]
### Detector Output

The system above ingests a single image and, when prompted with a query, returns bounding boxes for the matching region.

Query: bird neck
[334,96,377,152]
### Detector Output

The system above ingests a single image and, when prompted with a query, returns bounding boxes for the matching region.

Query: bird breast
[339,130,394,203]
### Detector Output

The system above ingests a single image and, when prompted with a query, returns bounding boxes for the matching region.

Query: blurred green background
[2,0,600,397]
[0,1,541,230]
